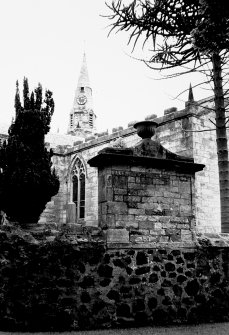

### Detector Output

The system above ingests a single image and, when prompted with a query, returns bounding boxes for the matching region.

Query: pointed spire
[185,83,196,108]
[77,52,90,88]
[188,83,194,102]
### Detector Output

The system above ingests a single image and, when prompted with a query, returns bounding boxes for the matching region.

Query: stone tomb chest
[88,121,204,247]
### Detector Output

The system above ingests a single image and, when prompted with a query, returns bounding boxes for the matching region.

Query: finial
[77,50,90,88]
[185,83,195,108]
[188,83,194,102]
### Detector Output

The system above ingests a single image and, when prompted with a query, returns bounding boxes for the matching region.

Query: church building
[0,53,226,234]
[41,53,224,235]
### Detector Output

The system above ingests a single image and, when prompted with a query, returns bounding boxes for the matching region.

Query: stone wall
[1,228,229,331]
[192,102,221,233]
[98,165,196,246]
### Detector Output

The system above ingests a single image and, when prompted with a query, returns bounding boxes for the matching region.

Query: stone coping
[88,151,204,173]
[106,242,197,249]
[1,226,229,248]
[106,234,229,249]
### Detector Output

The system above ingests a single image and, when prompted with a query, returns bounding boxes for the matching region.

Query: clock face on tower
[77,95,87,105]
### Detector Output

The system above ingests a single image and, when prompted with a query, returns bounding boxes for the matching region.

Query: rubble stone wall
[1,229,229,331]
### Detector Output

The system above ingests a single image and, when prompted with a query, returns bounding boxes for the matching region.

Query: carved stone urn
[134,120,158,139]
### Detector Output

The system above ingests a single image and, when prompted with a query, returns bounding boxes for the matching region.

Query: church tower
[68,53,96,137]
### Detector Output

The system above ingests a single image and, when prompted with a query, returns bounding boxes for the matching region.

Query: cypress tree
[0,78,59,225]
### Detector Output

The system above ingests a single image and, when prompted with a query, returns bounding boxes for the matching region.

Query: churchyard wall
[0,228,229,331]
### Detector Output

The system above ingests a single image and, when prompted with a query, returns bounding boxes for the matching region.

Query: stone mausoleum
[0,53,227,234]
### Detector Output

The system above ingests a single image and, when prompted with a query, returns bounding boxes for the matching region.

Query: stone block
[115,220,126,228]
[141,197,154,203]
[128,208,145,215]
[114,188,127,195]
[128,183,142,190]
[138,189,155,196]
[149,229,164,236]
[131,166,146,172]
[180,205,192,215]
[128,189,139,196]
[85,219,98,227]
[181,229,193,241]
[163,191,173,198]
[134,236,150,243]
[128,176,135,183]
[106,229,129,243]
[124,195,141,202]
[106,187,114,201]
[114,195,123,202]
[178,223,191,229]
[165,227,180,236]
[101,203,107,215]
[107,202,128,214]
[66,202,76,223]
[126,221,139,229]
[159,236,169,242]
[153,222,162,230]
[149,235,159,242]
[139,221,155,229]
[112,175,128,188]
[116,214,134,221]
[106,214,116,227]
[135,215,148,221]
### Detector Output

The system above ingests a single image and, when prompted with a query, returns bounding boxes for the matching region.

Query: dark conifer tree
[0,78,59,225]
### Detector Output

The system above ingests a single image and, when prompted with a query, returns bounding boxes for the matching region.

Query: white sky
[0,0,211,134]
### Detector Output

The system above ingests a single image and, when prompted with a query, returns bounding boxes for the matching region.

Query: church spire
[67,52,96,137]
[77,52,90,89]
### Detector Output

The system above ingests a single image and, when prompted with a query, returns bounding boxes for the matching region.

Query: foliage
[0,78,59,225]
[106,0,229,69]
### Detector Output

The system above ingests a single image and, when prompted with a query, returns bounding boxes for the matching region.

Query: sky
[0,0,211,134]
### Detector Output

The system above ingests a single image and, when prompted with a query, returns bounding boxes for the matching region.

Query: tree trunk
[212,52,229,232]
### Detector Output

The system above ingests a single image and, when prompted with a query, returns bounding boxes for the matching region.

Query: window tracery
[71,157,85,220]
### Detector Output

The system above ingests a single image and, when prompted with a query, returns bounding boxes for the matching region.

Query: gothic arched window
[70,114,73,127]
[72,157,85,220]
[89,112,93,128]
